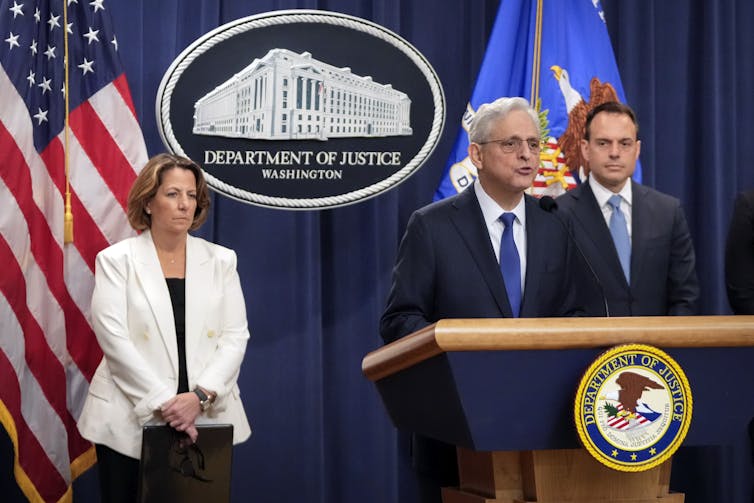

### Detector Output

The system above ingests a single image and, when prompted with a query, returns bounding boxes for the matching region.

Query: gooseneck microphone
[539,196,610,317]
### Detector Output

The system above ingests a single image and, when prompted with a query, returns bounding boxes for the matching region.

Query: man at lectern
[381,96,584,344]
[380,97,585,501]
[555,101,699,316]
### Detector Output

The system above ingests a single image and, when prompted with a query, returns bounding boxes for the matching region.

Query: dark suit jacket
[556,180,699,317]
[725,190,754,314]
[380,187,582,343]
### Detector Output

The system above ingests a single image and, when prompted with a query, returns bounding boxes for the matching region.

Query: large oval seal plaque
[157,10,445,210]
[574,344,692,472]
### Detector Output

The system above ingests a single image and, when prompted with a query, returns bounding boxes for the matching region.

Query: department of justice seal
[574,344,692,472]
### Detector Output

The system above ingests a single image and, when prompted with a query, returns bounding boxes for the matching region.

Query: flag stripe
[38,138,106,272]
[0,143,95,499]
[0,72,66,246]
[0,349,67,502]
[0,290,70,487]
[68,101,137,212]
[112,73,139,119]
[89,78,148,170]
[0,177,68,367]
[0,236,77,476]
[0,125,93,456]
[0,123,101,388]
[65,131,134,248]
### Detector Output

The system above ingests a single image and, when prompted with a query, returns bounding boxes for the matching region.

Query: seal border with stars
[574,344,693,472]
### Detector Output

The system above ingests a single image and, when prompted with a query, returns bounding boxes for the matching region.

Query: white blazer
[77,230,251,458]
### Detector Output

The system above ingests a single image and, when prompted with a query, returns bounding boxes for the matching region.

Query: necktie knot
[608,194,622,212]
[500,212,516,227]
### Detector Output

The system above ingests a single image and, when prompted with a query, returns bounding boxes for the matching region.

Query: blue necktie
[608,195,631,282]
[499,213,521,317]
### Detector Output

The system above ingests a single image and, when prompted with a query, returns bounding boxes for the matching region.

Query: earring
[146,208,151,215]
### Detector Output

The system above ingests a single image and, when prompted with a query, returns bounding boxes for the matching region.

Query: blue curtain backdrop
[2,1,753,502]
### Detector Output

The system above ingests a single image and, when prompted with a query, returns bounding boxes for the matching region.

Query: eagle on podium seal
[574,344,693,472]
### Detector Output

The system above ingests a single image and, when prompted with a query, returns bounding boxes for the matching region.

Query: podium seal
[574,344,692,472]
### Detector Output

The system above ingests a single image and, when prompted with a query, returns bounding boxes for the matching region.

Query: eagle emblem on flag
[531,67,621,197]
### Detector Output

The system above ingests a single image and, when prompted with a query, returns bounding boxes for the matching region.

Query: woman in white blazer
[77,153,251,501]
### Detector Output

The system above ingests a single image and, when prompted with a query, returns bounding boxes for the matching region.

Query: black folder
[137,424,233,503]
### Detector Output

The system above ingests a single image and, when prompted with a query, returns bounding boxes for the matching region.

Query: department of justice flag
[434,0,639,200]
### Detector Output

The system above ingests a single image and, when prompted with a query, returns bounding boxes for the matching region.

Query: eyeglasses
[478,137,541,154]
[591,139,637,152]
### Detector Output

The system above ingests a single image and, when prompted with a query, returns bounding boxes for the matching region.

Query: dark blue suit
[379,186,584,501]
[725,190,754,315]
[380,186,582,343]
[556,180,699,317]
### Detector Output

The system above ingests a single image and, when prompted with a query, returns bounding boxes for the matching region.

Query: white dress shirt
[474,180,527,293]
[589,175,633,242]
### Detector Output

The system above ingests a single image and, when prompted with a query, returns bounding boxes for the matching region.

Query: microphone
[539,196,610,317]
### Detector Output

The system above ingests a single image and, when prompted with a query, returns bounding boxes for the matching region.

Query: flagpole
[529,0,544,106]
[63,0,73,243]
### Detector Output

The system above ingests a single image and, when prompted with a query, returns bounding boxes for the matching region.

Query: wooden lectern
[362,316,754,503]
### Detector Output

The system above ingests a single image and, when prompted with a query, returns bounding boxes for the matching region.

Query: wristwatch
[193,387,212,412]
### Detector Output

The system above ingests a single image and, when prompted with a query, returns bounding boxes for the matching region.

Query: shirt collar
[474,179,527,226]
[589,175,633,209]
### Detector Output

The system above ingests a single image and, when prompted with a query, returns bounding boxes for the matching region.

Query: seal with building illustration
[157,10,445,210]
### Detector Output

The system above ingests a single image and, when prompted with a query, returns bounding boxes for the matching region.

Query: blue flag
[434,0,639,200]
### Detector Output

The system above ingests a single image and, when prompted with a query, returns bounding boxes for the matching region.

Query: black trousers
[95,444,139,503]
[411,434,459,503]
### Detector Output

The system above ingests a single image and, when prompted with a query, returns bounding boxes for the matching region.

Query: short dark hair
[584,101,639,140]
[127,153,211,231]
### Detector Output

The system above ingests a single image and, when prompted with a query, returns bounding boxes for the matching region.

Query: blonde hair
[127,153,210,231]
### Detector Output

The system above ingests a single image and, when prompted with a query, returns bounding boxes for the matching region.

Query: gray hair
[468,97,540,144]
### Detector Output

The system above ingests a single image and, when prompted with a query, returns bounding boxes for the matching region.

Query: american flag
[0,0,146,501]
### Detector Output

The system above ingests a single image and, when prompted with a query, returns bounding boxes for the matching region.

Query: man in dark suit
[555,101,699,317]
[726,189,754,315]
[379,97,584,502]
[724,190,754,480]
[381,97,583,345]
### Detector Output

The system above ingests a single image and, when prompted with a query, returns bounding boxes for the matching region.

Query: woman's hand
[184,424,199,443]
[160,392,201,437]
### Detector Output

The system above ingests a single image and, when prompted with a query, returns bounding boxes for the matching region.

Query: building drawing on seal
[192,48,412,141]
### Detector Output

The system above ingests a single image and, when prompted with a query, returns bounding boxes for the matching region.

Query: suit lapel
[520,195,543,316]
[449,188,512,317]
[572,183,629,287]
[629,181,650,289]
[131,231,178,376]
[184,235,210,370]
